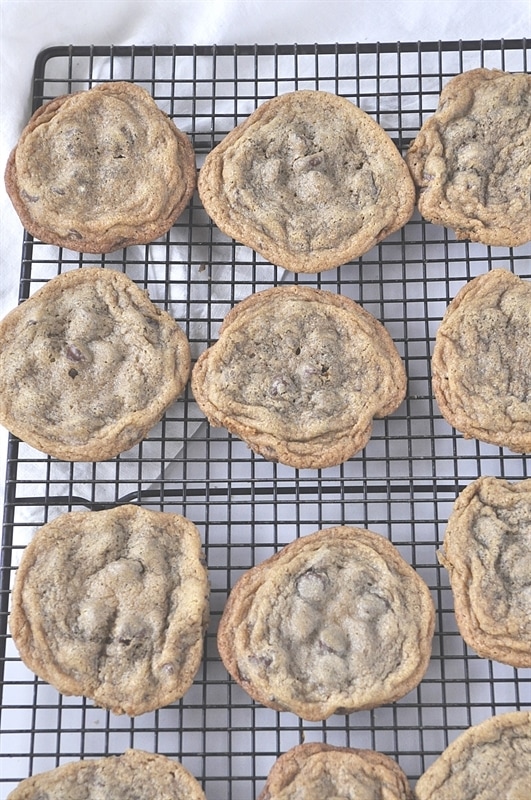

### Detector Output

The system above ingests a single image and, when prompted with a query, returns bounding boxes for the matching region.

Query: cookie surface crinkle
[198,89,415,272]
[258,742,413,799]
[9,505,209,716]
[5,81,197,253]
[7,749,206,800]
[415,711,531,800]
[439,475,531,668]
[431,268,531,453]
[191,285,407,469]
[406,68,531,246]
[217,526,434,721]
[0,267,191,461]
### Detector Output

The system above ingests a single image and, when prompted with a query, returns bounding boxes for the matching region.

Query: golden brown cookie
[438,476,531,668]
[5,81,196,253]
[258,743,413,799]
[7,749,206,800]
[198,89,415,273]
[415,711,531,800]
[406,68,531,246]
[217,526,434,721]
[0,267,191,461]
[431,268,531,453]
[9,505,209,716]
[191,285,407,469]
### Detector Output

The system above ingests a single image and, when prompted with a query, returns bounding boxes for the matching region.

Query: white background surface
[0,0,529,483]
[0,3,529,796]
[0,0,529,603]
[0,0,529,654]
[1,0,529,311]
[1,0,526,478]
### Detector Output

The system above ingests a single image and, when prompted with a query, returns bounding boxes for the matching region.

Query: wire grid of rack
[1,40,530,799]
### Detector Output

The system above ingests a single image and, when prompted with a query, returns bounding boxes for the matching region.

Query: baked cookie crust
[217,526,434,721]
[198,89,415,273]
[438,476,531,668]
[5,81,196,253]
[431,268,531,453]
[7,749,206,800]
[258,743,413,800]
[415,711,531,800]
[9,505,209,716]
[191,285,406,469]
[406,68,531,247]
[0,267,191,461]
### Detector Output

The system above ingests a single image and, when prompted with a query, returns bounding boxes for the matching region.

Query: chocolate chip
[293,151,325,173]
[21,190,39,203]
[67,229,84,240]
[65,344,84,362]
[296,568,329,603]
[250,653,273,669]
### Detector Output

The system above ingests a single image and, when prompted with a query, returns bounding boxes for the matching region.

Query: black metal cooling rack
[1,40,530,799]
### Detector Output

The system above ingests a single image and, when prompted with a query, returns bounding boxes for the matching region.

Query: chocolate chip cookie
[198,89,415,272]
[415,711,531,800]
[258,742,413,799]
[191,285,407,469]
[10,505,209,716]
[406,68,531,246]
[7,749,206,800]
[0,267,191,461]
[217,526,434,721]
[431,268,531,453]
[438,476,531,668]
[5,81,196,253]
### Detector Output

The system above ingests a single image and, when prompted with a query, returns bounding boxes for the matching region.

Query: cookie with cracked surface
[431,269,531,453]
[191,285,406,469]
[5,81,196,253]
[0,267,191,461]
[415,711,531,800]
[217,526,434,721]
[198,89,415,273]
[406,68,531,246]
[258,743,413,800]
[9,505,209,716]
[438,476,531,668]
[7,749,206,800]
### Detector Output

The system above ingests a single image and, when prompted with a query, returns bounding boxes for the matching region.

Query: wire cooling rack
[1,40,530,799]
